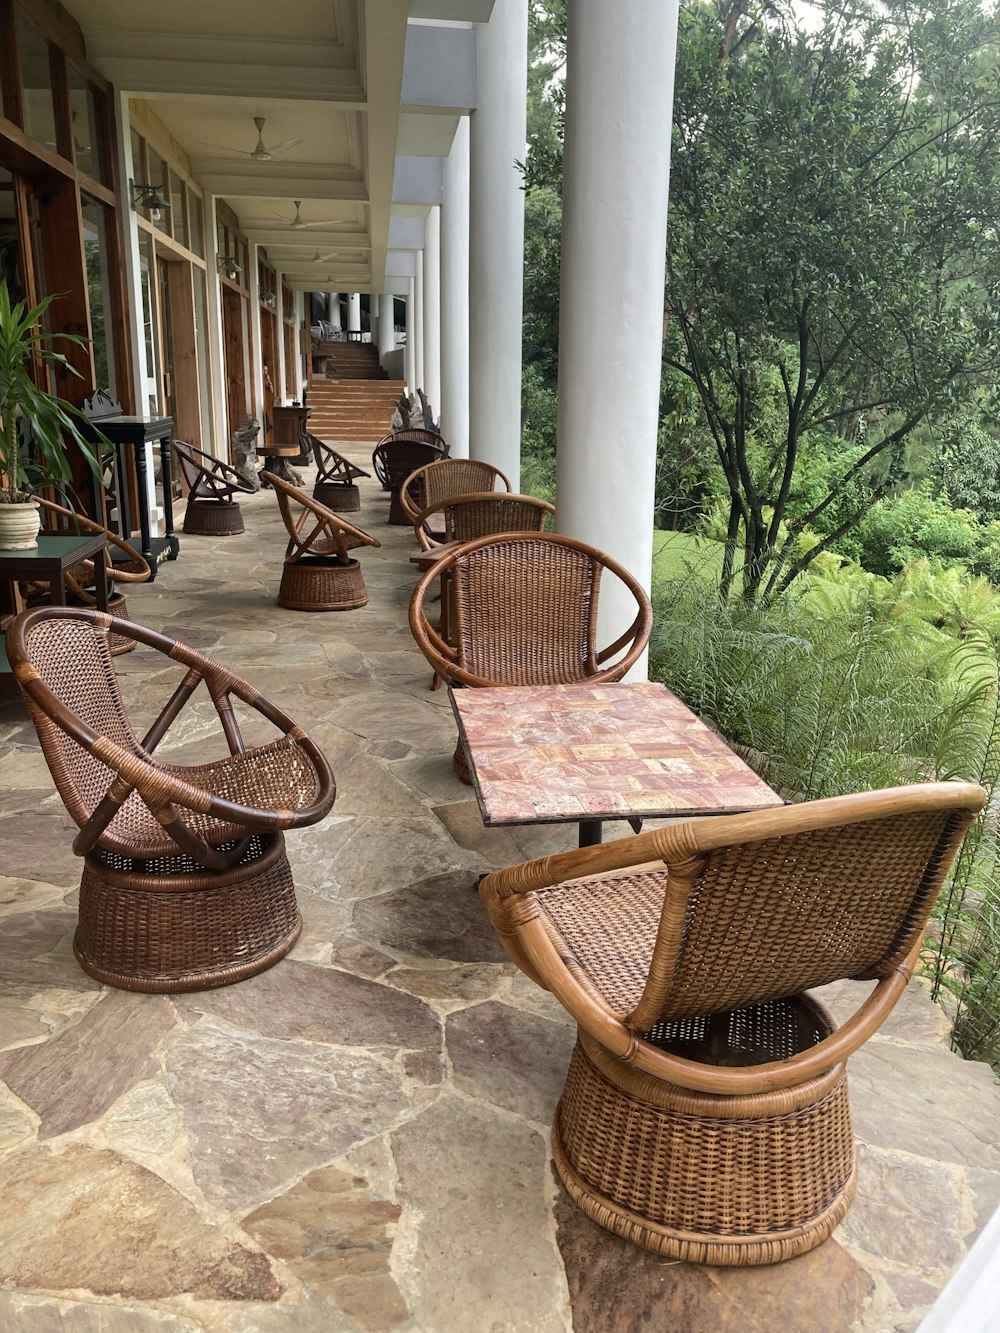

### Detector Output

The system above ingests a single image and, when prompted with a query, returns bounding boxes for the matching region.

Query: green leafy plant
[0,281,101,504]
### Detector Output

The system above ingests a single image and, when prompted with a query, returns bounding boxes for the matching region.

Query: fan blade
[298,219,342,229]
[196,141,253,156]
[315,251,339,264]
[267,138,304,156]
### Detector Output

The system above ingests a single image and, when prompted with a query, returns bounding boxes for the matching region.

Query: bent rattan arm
[174,439,256,503]
[408,532,652,689]
[480,782,985,1094]
[308,434,371,485]
[399,458,512,532]
[6,606,336,871]
[266,472,381,564]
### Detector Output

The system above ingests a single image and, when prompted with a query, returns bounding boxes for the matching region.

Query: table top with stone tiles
[451,681,783,827]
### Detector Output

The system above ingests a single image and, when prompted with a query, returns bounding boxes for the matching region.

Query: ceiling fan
[199,116,302,162]
[311,247,343,264]
[272,201,340,230]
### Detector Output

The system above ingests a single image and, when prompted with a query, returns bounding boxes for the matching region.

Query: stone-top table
[451,681,783,845]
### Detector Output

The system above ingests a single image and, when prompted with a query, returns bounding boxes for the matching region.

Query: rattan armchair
[409,532,652,780]
[5,605,337,992]
[399,458,512,535]
[480,781,985,1265]
[308,434,371,513]
[175,439,256,536]
[371,434,449,523]
[32,496,151,653]
[267,472,381,611]
[411,491,554,552]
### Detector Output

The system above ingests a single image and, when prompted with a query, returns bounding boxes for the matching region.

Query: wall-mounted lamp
[130,179,170,223]
[262,290,277,309]
[217,255,242,281]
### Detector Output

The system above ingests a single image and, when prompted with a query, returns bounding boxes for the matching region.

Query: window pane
[137,228,160,414]
[81,195,116,394]
[130,127,146,182]
[169,171,188,249]
[17,20,57,152]
[188,190,204,258]
[67,68,104,183]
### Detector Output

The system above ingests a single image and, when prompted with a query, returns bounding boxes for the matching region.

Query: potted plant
[0,280,102,549]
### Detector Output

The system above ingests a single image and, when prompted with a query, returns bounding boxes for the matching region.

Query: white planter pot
[0,500,41,550]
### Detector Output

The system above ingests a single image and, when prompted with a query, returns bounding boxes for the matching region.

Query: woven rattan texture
[454,540,597,684]
[182,499,245,536]
[554,1029,855,1262]
[414,459,509,514]
[372,440,448,493]
[441,496,550,544]
[537,811,960,1026]
[278,558,367,611]
[77,842,299,991]
[313,481,361,512]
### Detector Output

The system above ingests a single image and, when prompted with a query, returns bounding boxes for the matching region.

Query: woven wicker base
[554,1017,857,1265]
[278,557,368,611]
[314,480,361,512]
[182,499,245,536]
[75,836,300,992]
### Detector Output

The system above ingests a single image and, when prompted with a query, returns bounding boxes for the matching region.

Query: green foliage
[667,0,1000,599]
[0,281,101,502]
[523,186,562,383]
[850,486,981,576]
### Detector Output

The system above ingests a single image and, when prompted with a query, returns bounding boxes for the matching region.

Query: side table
[0,534,108,671]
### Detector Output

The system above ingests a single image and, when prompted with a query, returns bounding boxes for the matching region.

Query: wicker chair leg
[182,499,245,536]
[277,558,368,611]
[553,1027,857,1266]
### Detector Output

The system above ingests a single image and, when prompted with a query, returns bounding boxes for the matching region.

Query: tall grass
[650,568,1000,1064]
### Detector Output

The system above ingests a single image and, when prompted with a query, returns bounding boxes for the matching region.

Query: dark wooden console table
[272,404,311,465]
[82,391,179,578]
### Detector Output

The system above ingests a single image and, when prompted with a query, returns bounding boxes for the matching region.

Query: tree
[665,0,1000,600]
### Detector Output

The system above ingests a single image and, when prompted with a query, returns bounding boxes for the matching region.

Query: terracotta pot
[0,499,41,550]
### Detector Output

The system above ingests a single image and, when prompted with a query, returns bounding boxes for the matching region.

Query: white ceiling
[68,0,490,291]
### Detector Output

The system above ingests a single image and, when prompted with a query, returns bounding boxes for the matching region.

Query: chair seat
[95,736,321,859]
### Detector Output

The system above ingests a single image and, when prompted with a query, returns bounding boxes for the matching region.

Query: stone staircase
[309,341,404,445]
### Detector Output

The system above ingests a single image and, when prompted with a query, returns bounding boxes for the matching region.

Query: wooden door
[221,286,247,457]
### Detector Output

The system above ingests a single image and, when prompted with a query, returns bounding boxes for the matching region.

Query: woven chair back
[409,459,510,513]
[619,806,973,1031]
[268,473,379,562]
[14,614,141,828]
[437,493,553,544]
[173,439,207,497]
[451,536,601,685]
[372,439,448,491]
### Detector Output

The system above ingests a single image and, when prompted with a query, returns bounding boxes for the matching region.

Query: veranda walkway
[0,447,996,1333]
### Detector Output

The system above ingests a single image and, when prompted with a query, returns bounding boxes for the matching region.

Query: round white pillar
[347,292,361,333]
[556,0,679,679]
[470,0,528,486]
[441,118,471,458]
[328,293,341,330]
[370,293,379,347]
[422,207,442,418]
[378,291,396,364]
[414,251,425,394]
[405,279,416,392]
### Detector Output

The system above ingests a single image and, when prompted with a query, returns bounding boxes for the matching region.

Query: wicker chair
[308,434,371,513]
[267,472,381,611]
[409,532,652,781]
[480,781,985,1265]
[175,439,256,536]
[371,434,449,523]
[5,605,337,992]
[30,496,151,654]
[399,458,512,535]
[411,491,554,553]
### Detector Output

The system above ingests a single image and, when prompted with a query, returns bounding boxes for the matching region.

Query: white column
[275,272,287,399]
[328,293,341,330]
[556,0,679,679]
[405,279,417,391]
[347,292,361,333]
[293,293,305,402]
[441,117,471,458]
[422,206,441,417]
[248,244,264,427]
[470,0,528,486]
[378,292,396,364]
[370,293,380,348]
[414,251,425,392]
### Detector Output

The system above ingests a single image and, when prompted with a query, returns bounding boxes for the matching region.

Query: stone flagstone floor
[0,448,998,1333]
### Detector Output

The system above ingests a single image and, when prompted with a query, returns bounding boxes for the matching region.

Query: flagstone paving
[0,446,997,1332]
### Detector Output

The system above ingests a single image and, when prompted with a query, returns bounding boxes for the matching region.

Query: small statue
[232,415,262,491]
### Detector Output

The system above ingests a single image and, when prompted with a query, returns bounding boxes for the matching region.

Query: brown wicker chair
[308,434,371,513]
[5,605,337,992]
[371,435,449,523]
[408,532,652,780]
[30,496,151,654]
[399,458,512,535]
[267,472,381,611]
[412,491,554,552]
[175,439,256,536]
[480,781,985,1265]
